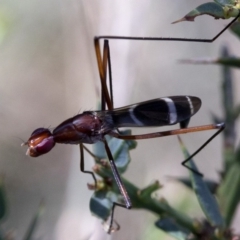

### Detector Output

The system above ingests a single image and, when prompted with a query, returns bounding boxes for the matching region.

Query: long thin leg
[94,13,240,112]
[103,138,132,208]
[107,41,114,108]
[181,126,225,176]
[79,143,97,187]
[81,143,127,233]
[103,137,132,232]
[110,123,224,140]
[110,123,225,176]
[94,39,113,111]
[95,38,127,232]
[94,12,240,111]
[95,13,240,42]
[105,202,126,233]
[100,40,114,111]
[82,144,101,162]
[81,143,130,233]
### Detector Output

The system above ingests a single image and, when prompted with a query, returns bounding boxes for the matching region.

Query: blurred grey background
[0,0,240,239]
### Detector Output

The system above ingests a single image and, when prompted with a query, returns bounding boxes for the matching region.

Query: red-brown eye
[26,128,55,157]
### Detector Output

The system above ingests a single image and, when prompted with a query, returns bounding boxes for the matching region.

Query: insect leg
[110,123,223,140]
[180,124,225,176]
[103,137,132,232]
[95,12,240,43]
[110,123,225,176]
[94,38,113,110]
[79,143,97,187]
[95,34,129,232]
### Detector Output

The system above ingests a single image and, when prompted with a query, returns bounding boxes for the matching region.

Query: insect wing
[111,96,201,127]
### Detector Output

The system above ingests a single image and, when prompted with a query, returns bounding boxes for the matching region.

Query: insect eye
[26,128,55,157]
[33,136,55,156]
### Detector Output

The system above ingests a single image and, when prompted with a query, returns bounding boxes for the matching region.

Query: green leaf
[94,130,137,173]
[155,218,190,240]
[172,2,225,24]
[217,57,240,68]
[108,138,131,173]
[220,46,237,170]
[235,145,240,164]
[90,190,118,221]
[94,138,108,159]
[233,104,240,120]
[23,201,44,240]
[0,176,6,221]
[230,22,240,39]
[214,0,237,6]
[178,137,225,228]
[217,160,240,226]
[169,177,218,194]
[138,181,161,199]
[118,129,138,150]
[180,56,240,68]
[172,1,240,24]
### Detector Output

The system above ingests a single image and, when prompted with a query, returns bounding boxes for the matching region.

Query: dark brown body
[24,96,201,157]
[53,111,114,144]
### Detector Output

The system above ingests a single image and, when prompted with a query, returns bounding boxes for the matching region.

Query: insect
[23,95,224,231]
[22,12,240,233]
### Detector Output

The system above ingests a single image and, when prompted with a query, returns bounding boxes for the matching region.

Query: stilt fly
[23,95,224,232]
[24,96,203,157]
